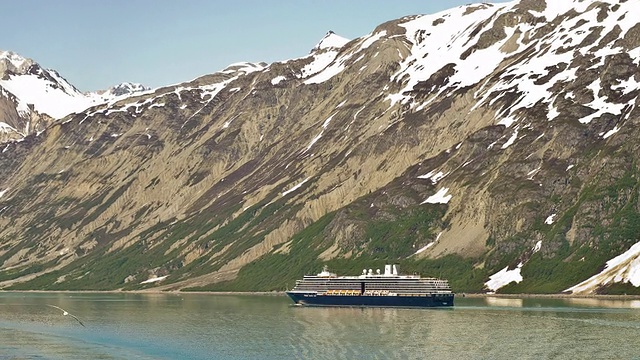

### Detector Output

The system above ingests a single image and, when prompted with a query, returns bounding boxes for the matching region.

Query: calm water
[1,292,640,359]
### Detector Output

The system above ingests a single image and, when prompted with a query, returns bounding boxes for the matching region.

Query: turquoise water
[1,292,640,359]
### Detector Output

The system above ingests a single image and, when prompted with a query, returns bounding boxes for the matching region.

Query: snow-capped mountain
[0,50,33,74]
[0,50,149,123]
[1,0,640,295]
[310,30,350,52]
[1,50,93,119]
[1,52,52,142]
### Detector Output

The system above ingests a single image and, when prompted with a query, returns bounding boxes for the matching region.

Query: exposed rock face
[98,82,150,97]
[1,0,640,294]
[0,51,35,74]
[0,52,53,142]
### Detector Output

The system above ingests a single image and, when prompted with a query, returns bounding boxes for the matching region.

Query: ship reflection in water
[289,304,452,359]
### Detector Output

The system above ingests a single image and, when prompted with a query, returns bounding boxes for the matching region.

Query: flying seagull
[46,304,85,327]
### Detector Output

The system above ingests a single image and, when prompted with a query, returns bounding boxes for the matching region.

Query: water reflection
[484,296,524,307]
[290,306,417,359]
[564,297,640,309]
[2,292,640,359]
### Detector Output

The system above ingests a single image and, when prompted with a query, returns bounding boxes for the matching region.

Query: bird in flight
[46,304,85,327]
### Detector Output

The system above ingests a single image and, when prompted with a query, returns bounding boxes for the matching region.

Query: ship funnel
[392,264,398,275]
[384,265,392,276]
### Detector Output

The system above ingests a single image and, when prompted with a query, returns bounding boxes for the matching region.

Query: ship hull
[286,292,454,308]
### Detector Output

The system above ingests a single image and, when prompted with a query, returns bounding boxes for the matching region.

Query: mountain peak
[0,50,34,74]
[104,82,150,97]
[311,31,350,53]
[0,50,150,120]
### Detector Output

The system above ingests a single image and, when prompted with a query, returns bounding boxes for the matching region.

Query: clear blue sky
[2,0,508,92]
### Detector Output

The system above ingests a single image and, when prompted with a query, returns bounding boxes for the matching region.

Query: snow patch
[271,76,286,85]
[299,51,341,82]
[545,214,556,225]
[501,126,519,149]
[422,188,451,204]
[579,79,627,124]
[322,114,335,129]
[602,126,620,139]
[415,242,436,255]
[358,30,387,50]
[527,166,541,180]
[303,114,336,152]
[417,170,448,184]
[305,133,323,152]
[282,177,311,197]
[312,31,350,51]
[485,263,523,292]
[566,241,640,294]
[304,58,348,84]
[0,122,18,134]
[533,240,542,253]
[415,232,442,255]
[140,276,168,284]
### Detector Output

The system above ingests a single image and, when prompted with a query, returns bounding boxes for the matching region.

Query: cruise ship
[286,264,454,308]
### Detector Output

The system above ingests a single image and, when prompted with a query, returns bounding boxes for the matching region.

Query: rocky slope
[1,0,640,294]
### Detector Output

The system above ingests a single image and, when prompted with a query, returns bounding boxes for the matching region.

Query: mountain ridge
[0,50,150,142]
[1,0,640,295]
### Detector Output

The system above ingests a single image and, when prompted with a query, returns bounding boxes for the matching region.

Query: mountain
[1,0,640,295]
[0,51,149,142]
[1,51,54,142]
[96,82,151,98]
[0,50,95,119]
[311,30,350,52]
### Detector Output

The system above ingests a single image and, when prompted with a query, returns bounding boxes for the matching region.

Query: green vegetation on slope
[187,200,487,293]
[500,165,640,294]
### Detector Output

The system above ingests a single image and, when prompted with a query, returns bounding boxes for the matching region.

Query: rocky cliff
[1,0,640,294]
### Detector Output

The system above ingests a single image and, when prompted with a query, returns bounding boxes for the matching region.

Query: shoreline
[2,289,640,300]
[0,289,285,296]
[458,293,640,300]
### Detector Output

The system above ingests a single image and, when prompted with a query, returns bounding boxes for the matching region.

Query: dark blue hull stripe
[286,292,454,307]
